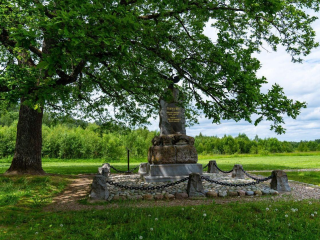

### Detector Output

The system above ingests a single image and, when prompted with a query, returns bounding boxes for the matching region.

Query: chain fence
[106,162,273,191]
[201,175,272,187]
[213,162,234,173]
[110,165,139,173]
[239,166,272,181]
[106,177,189,190]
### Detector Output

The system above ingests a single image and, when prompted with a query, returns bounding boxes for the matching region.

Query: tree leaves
[0,0,318,132]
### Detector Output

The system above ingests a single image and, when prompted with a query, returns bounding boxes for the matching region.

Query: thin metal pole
[127,149,130,172]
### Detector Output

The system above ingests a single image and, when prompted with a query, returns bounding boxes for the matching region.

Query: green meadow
[2,152,320,175]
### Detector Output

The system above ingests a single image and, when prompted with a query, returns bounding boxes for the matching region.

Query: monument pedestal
[141,85,200,183]
[144,164,203,183]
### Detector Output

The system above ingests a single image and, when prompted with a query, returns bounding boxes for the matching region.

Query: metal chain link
[110,165,139,173]
[201,175,272,187]
[203,163,209,169]
[214,162,233,174]
[240,166,273,181]
[130,165,140,171]
[106,177,190,191]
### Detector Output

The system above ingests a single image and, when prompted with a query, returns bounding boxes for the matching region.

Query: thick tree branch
[55,60,86,86]
[29,45,43,58]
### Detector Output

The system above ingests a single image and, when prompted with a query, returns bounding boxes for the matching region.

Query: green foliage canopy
[0,0,319,132]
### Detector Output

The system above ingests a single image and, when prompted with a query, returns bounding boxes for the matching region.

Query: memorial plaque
[159,88,186,135]
[167,103,184,133]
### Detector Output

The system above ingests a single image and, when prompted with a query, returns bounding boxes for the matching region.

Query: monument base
[143,164,203,183]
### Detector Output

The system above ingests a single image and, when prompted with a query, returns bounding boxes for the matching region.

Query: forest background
[1,107,319,160]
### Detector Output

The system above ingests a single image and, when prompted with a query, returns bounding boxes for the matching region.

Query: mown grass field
[0,153,320,239]
[1,152,320,174]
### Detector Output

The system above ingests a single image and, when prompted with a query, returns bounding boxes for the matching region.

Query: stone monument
[143,76,202,182]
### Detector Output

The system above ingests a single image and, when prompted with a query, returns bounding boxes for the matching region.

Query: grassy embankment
[0,153,320,239]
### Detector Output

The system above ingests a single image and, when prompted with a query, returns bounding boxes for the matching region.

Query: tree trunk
[5,101,45,175]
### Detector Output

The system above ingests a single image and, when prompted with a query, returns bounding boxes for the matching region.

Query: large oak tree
[0,0,319,174]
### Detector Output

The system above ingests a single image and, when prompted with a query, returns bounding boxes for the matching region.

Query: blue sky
[148,12,320,142]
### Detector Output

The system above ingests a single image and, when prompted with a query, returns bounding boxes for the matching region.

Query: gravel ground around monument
[104,172,276,201]
[44,171,320,212]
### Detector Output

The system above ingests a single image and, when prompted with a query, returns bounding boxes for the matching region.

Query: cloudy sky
[148,12,320,142]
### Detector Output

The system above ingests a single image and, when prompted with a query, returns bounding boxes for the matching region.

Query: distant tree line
[194,133,320,155]
[1,109,319,159]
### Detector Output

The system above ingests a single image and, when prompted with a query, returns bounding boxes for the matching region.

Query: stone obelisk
[144,79,202,182]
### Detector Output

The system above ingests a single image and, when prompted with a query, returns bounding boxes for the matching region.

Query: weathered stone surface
[148,145,197,164]
[254,190,262,196]
[270,190,279,195]
[154,194,164,200]
[232,164,245,179]
[162,135,173,146]
[206,191,218,198]
[175,192,189,199]
[98,163,111,177]
[152,136,162,146]
[187,173,205,197]
[218,191,227,197]
[150,134,195,147]
[270,170,291,192]
[159,87,186,135]
[143,194,154,200]
[164,193,175,200]
[147,133,198,165]
[261,189,270,195]
[228,191,238,196]
[238,190,246,196]
[148,164,202,177]
[138,163,150,177]
[148,145,176,164]
[246,191,254,196]
[90,175,109,200]
[176,145,198,164]
[173,134,190,145]
[207,160,219,173]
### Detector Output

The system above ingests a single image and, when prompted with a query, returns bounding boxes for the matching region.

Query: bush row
[1,123,320,159]
[195,133,320,155]
[0,123,157,159]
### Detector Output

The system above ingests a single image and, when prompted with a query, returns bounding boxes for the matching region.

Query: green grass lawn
[1,154,320,239]
[1,198,319,240]
[1,152,320,175]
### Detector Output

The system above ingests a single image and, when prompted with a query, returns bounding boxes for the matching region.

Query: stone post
[98,163,111,177]
[138,162,150,177]
[186,173,205,197]
[270,170,291,192]
[207,160,219,173]
[231,164,245,179]
[90,175,109,200]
